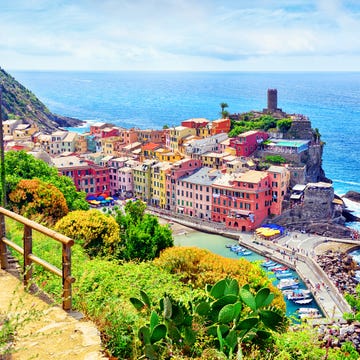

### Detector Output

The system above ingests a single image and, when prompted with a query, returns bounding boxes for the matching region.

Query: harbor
[160,210,355,323]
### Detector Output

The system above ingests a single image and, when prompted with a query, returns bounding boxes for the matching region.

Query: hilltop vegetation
[0,68,84,133]
[229,113,292,137]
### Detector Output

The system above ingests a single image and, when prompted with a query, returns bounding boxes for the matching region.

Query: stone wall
[303,183,334,220]
[286,118,313,140]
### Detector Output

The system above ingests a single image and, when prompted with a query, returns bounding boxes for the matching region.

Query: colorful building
[165,158,202,210]
[199,151,229,170]
[181,118,211,137]
[166,126,197,152]
[133,160,158,202]
[211,170,272,231]
[150,162,171,208]
[210,118,231,135]
[53,155,110,195]
[176,167,222,219]
[267,165,290,215]
[229,130,268,157]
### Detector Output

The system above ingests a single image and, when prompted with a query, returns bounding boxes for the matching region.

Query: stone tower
[267,89,278,111]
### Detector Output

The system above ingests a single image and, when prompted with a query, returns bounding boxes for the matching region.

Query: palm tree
[220,102,228,112]
[220,102,229,119]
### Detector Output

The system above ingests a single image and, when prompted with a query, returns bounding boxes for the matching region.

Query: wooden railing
[0,207,75,311]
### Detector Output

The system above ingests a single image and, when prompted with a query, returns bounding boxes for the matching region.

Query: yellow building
[100,136,123,156]
[75,134,88,154]
[2,119,23,136]
[167,126,196,152]
[133,160,158,202]
[150,162,171,208]
[200,152,229,170]
[155,148,183,163]
[13,123,38,140]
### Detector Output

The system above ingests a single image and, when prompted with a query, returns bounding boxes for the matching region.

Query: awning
[332,198,343,205]
[234,210,251,216]
[290,194,302,200]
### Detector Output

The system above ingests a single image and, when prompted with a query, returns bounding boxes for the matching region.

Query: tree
[220,102,229,112]
[114,200,173,261]
[8,179,68,225]
[277,118,292,133]
[54,209,120,257]
[220,102,229,119]
[265,155,287,165]
[4,150,89,211]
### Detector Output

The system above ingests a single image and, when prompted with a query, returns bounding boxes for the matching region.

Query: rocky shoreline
[316,251,359,296]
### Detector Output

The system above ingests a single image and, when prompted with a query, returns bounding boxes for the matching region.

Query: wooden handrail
[0,207,75,311]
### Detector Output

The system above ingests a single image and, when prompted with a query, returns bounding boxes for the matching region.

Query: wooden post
[23,225,32,286]
[0,212,7,269]
[62,243,72,311]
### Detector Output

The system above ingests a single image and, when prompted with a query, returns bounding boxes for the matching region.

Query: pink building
[211,170,272,231]
[165,158,202,210]
[268,165,290,215]
[229,130,268,157]
[54,156,110,195]
[176,167,222,219]
[108,157,137,197]
[100,127,120,138]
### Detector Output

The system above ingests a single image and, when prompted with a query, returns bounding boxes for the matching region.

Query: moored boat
[276,271,294,279]
[277,278,299,290]
[294,298,313,305]
[262,260,278,268]
[297,307,319,314]
[283,289,311,301]
[237,249,253,256]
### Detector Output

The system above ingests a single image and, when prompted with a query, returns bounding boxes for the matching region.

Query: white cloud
[0,0,360,70]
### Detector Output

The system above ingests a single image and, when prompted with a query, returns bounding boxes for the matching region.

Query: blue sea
[11,71,360,224]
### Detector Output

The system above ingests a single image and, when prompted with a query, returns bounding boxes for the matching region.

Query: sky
[1,0,360,71]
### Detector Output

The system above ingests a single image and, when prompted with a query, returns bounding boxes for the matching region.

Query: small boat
[277,278,299,290]
[283,289,311,301]
[297,307,319,314]
[230,245,243,252]
[237,250,252,256]
[298,312,322,319]
[294,298,313,305]
[262,260,278,268]
[276,271,294,279]
[225,244,234,248]
[271,266,288,272]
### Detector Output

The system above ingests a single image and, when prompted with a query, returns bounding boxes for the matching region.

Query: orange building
[210,118,231,135]
[211,170,272,231]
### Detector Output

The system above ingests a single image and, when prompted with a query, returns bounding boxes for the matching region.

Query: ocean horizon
[10,70,360,224]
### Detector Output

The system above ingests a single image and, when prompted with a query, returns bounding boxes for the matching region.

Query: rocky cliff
[0,68,84,133]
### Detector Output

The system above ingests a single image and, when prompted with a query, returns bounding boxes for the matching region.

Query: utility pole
[0,85,6,207]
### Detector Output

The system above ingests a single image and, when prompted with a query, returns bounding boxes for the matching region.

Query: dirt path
[0,268,106,360]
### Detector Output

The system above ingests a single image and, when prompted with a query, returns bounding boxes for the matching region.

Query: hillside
[0,67,84,133]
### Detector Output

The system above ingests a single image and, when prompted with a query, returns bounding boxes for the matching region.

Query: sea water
[11,70,360,198]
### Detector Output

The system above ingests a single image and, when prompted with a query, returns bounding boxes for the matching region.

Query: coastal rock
[0,67,84,133]
[343,191,360,203]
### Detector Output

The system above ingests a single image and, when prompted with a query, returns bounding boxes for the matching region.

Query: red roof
[142,142,160,151]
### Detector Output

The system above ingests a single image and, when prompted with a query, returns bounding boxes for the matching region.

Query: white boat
[277,278,299,290]
[283,289,311,301]
[297,307,319,314]
[294,298,313,305]
[262,260,278,268]
[276,271,294,279]
[298,311,322,319]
